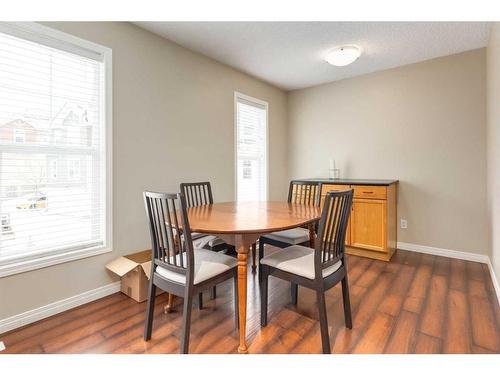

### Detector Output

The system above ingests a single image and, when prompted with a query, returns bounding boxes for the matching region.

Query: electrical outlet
[0,341,5,352]
[400,219,407,229]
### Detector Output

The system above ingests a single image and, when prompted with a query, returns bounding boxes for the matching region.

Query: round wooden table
[187,201,321,353]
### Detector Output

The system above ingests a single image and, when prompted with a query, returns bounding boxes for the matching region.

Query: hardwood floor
[1,248,499,354]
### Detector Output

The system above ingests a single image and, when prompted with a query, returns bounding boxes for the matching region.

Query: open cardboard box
[106,250,163,302]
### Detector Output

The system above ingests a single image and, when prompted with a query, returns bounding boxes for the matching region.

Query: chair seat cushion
[260,245,342,280]
[191,232,208,241]
[187,233,226,249]
[156,248,237,285]
[262,227,310,245]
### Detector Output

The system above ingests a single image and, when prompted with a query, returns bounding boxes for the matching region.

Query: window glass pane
[236,96,267,202]
[0,27,108,265]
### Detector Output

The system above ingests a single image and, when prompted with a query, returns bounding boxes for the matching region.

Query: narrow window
[235,92,268,202]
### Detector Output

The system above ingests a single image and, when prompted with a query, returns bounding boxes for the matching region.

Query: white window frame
[0,22,113,278]
[234,91,269,201]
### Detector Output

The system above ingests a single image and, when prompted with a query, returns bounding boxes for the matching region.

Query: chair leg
[258,239,265,283]
[180,291,194,354]
[341,275,353,329]
[260,266,269,327]
[143,282,157,341]
[210,286,216,300]
[198,292,203,310]
[233,270,239,329]
[291,283,298,305]
[317,290,331,354]
[251,243,257,273]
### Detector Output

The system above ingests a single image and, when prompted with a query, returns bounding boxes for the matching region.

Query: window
[67,159,81,181]
[13,129,25,143]
[0,22,112,277]
[235,92,268,202]
[49,159,58,180]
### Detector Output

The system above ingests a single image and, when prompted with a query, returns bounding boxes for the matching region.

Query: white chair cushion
[191,232,209,241]
[262,228,310,245]
[156,248,237,285]
[207,237,225,247]
[260,245,342,280]
[185,234,225,249]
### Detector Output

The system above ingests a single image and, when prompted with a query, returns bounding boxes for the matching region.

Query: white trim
[0,22,113,277]
[486,257,500,307]
[0,22,110,61]
[397,241,489,264]
[0,246,112,278]
[0,281,120,335]
[233,91,270,201]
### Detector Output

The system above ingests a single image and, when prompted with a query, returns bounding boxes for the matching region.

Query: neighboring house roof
[51,102,89,129]
[1,119,36,131]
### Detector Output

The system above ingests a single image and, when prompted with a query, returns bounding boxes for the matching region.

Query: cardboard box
[106,250,163,302]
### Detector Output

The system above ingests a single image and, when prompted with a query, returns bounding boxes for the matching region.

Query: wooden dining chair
[258,180,322,282]
[181,181,258,274]
[259,189,354,354]
[143,191,239,354]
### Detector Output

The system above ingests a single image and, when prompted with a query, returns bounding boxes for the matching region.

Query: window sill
[0,246,112,278]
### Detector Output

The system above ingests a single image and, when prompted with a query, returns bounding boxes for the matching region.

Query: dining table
[187,201,322,353]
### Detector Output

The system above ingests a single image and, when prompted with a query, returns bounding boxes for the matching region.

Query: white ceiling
[134,22,491,91]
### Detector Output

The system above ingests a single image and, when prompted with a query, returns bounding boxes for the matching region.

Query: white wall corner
[487,258,500,308]
[0,281,120,335]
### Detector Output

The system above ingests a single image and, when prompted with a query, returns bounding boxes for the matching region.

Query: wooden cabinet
[315,180,397,261]
[292,179,398,261]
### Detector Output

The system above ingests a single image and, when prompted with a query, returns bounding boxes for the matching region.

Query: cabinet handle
[363,191,374,194]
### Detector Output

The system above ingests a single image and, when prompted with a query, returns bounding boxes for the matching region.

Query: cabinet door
[350,198,387,252]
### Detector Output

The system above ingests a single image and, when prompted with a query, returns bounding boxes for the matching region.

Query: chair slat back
[315,190,353,277]
[180,182,214,208]
[143,191,194,282]
[288,180,321,206]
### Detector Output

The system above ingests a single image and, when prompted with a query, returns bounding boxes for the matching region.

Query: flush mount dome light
[325,45,362,66]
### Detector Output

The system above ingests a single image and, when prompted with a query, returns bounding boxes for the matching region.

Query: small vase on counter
[328,159,340,179]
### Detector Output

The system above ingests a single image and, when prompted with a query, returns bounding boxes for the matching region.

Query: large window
[0,23,112,277]
[235,92,268,202]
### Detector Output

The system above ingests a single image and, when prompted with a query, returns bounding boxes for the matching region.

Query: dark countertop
[294,178,398,186]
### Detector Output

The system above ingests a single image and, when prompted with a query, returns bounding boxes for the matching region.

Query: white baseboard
[397,241,499,307]
[486,258,500,308]
[397,242,489,264]
[0,281,120,335]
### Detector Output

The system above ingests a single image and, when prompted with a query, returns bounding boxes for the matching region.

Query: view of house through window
[0,24,111,272]
[235,93,268,202]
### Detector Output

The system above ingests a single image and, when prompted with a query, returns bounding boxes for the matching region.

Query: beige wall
[0,22,288,320]
[487,24,500,286]
[288,49,488,255]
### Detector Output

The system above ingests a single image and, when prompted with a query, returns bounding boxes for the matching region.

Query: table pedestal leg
[164,293,174,314]
[218,233,259,354]
[237,250,248,354]
[309,223,316,248]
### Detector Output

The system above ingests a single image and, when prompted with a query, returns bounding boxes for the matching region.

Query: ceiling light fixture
[325,45,362,66]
